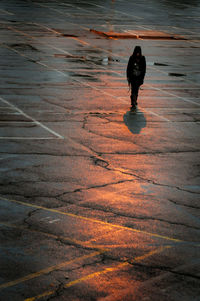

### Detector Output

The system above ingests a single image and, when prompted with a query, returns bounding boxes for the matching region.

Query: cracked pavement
[0,0,200,300]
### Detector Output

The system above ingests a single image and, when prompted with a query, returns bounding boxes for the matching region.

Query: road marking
[3,16,200,123]
[152,87,200,106]
[143,109,170,122]
[132,245,171,263]
[39,216,52,221]
[0,251,101,290]
[0,121,36,123]
[7,3,200,91]
[24,246,170,301]
[0,97,64,139]
[50,1,143,21]
[0,43,188,126]
[34,2,71,17]
[172,26,200,36]
[1,197,187,243]
[48,218,60,224]
[0,222,107,252]
[4,26,72,55]
[30,24,200,110]
[0,221,171,295]
[0,9,14,15]
[25,262,129,301]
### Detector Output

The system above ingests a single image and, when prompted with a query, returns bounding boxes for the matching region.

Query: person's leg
[135,84,140,105]
[131,84,137,108]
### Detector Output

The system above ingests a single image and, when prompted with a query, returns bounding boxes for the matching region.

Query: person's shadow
[123,109,146,134]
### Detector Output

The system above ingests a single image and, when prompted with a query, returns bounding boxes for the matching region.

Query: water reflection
[123,109,146,134]
[162,0,200,8]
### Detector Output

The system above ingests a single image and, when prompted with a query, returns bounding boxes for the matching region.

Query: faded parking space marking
[1,196,189,244]
[24,246,171,301]
[0,250,101,290]
[25,262,130,301]
[0,221,107,252]
[0,96,64,139]
[4,21,197,124]
[4,21,199,125]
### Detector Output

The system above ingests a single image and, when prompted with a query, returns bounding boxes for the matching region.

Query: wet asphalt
[0,0,200,300]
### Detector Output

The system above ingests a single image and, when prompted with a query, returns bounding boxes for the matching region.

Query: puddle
[54,53,119,66]
[70,72,99,81]
[62,34,78,37]
[168,73,186,77]
[54,54,86,60]
[90,29,187,40]
[154,62,169,66]
[89,112,114,116]
[8,43,39,51]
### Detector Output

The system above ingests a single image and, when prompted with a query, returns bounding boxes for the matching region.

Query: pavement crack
[58,179,134,198]
[55,236,103,252]
[93,157,109,168]
[62,201,200,231]
[23,209,39,229]
[168,198,200,209]
[98,150,200,155]
[43,97,72,110]
[0,152,91,157]
[129,262,200,280]
[46,281,65,301]
[108,167,200,194]
[70,136,101,156]
[82,114,88,129]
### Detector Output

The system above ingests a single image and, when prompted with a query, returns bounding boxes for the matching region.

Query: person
[126,46,146,110]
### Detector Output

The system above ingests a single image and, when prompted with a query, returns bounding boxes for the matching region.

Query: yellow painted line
[0,222,107,252]
[0,251,101,290]
[1,196,184,243]
[25,262,129,301]
[133,245,171,262]
[24,246,170,301]
[70,37,90,46]
[64,262,129,287]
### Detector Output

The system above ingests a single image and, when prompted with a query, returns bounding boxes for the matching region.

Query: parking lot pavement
[0,1,200,300]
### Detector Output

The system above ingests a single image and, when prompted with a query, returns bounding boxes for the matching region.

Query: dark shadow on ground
[123,109,146,134]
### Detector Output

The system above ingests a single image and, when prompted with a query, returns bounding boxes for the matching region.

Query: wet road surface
[0,0,200,300]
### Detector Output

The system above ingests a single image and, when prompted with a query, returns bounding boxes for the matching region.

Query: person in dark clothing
[126,46,146,110]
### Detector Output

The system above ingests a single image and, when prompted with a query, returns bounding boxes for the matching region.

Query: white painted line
[152,87,200,106]
[0,106,14,109]
[33,23,66,36]
[143,109,170,122]
[0,111,19,115]
[40,216,52,221]
[0,121,36,124]
[4,44,170,122]
[0,97,64,139]
[35,2,71,17]
[172,26,200,36]
[36,62,67,76]
[5,25,73,55]
[71,1,143,20]
[5,21,199,121]
[48,219,60,224]
[51,5,200,86]
[0,9,14,16]
[39,217,60,223]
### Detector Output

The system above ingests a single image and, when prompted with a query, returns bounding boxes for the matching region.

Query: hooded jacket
[127,47,146,86]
